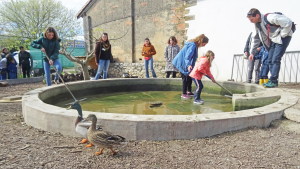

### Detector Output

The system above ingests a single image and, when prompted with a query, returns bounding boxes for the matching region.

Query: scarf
[102,41,110,51]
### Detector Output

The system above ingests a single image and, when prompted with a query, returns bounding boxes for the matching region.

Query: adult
[172,34,209,99]
[0,54,7,80]
[164,36,180,78]
[31,27,62,86]
[142,38,157,78]
[244,32,262,84]
[18,46,33,78]
[1,48,9,59]
[94,33,113,80]
[247,8,294,88]
[0,48,9,80]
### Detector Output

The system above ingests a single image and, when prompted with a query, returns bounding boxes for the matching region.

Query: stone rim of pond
[22,78,298,141]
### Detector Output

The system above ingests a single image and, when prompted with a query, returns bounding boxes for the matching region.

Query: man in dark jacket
[18,46,32,78]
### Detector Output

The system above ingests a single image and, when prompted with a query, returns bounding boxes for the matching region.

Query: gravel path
[0,82,300,168]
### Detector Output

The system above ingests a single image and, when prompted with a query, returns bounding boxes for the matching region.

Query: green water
[55,91,232,115]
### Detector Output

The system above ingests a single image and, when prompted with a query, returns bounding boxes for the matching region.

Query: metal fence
[230,51,300,84]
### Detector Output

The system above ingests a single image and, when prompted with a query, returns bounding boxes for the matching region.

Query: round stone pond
[53,91,233,115]
[22,78,298,141]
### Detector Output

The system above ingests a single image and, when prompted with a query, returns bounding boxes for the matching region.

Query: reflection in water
[55,91,232,115]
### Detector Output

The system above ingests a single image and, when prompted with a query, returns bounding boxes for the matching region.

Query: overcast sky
[60,0,88,37]
[60,0,88,12]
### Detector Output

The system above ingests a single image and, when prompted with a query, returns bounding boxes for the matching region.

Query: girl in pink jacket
[189,50,216,104]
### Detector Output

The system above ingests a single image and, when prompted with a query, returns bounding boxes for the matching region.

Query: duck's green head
[86,114,97,122]
[67,102,83,117]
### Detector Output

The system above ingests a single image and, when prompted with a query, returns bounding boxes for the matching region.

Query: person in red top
[141,38,157,78]
[189,50,216,104]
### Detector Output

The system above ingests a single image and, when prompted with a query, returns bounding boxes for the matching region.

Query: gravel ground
[0,82,300,169]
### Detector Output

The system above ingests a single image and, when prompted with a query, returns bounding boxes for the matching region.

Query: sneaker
[264,82,278,88]
[262,80,271,86]
[181,94,191,99]
[187,92,194,95]
[194,99,204,105]
[54,80,61,84]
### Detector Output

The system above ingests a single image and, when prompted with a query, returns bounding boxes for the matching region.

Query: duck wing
[91,131,126,146]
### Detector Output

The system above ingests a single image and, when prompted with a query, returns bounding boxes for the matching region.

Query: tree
[0,0,81,49]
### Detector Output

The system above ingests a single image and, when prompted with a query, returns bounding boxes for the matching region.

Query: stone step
[284,107,300,123]
[0,81,9,87]
[2,95,23,101]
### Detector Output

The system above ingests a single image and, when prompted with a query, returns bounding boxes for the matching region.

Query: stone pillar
[82,12,90,56]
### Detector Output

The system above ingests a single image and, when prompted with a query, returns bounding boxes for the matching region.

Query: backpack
[264,12,296,45]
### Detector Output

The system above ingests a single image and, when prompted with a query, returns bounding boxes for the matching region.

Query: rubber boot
[259,79,264,85]
[264,79,269,84]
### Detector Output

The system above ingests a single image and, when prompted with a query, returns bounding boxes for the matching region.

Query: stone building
[76,0,196,78]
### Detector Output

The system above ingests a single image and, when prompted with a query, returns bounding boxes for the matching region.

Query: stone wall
[82,0,196,63]
[107,62,179,78]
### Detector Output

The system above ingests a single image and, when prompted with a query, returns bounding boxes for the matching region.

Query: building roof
[75,0,96,19]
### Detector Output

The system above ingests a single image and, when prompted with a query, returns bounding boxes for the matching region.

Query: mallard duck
[67,102,102,147]
[86,114,126,155]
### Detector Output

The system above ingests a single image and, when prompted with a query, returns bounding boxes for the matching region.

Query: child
[189,50,216,104]
[142,38,157,78]
[164,36,180,78]
[6,54,18,79]
[254,47,269,85]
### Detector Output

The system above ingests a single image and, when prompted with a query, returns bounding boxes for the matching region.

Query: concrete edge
[22,79,299,141]
[4,77,44,85]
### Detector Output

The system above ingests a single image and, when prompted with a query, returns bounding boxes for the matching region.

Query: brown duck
[86,114,126,155]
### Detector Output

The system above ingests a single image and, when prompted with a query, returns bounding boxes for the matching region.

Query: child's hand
[212,79,216,83]
[188,66,192,72]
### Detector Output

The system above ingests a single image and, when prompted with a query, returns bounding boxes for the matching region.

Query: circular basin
[22,78,298,141]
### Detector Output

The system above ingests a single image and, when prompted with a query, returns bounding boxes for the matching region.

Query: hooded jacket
[189,56,214,80]
[172,42,198,76]
[30,33,61,62]
[250,13,293,55]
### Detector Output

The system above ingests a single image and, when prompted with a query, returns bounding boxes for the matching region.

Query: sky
[60,0,88,38]
[60,0,88,12]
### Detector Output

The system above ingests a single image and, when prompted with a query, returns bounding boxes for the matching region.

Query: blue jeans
[144,57,156,78]
[259,63,269,79]
[0,68,6,80]
[43,59,62,86]
[268,36,292,83]
[192,78,203,101]
[95,59,110,80]
[9,72,17,79]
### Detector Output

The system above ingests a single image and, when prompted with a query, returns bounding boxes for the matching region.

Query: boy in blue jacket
[254,47,269,85]
[7,54,18,79]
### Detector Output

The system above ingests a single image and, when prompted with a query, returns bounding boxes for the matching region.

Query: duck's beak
[67,106,72,110]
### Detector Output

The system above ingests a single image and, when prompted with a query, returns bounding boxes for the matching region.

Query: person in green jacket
[31,27,62,86]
